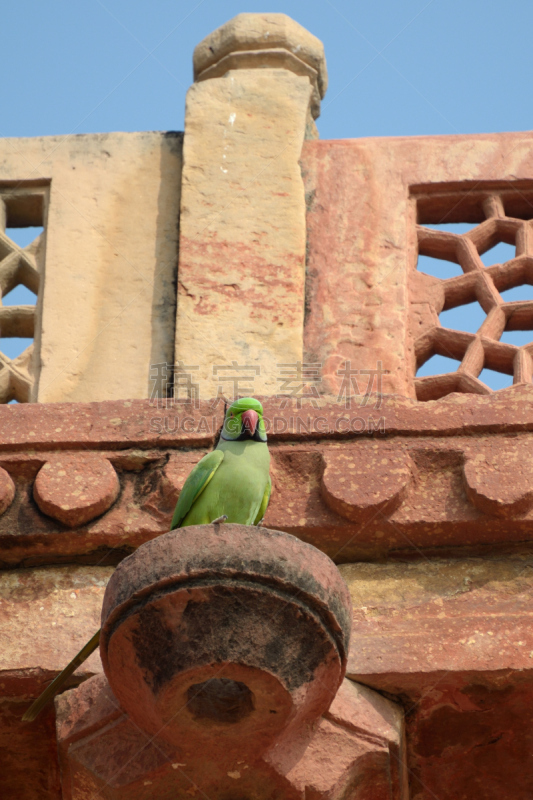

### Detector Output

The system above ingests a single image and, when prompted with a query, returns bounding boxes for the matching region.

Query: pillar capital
[193,12,327,119]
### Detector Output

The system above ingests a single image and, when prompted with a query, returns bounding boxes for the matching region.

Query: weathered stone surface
[301,131,533,400]
[271,678,406,799]
[175,67,311,398]
[196,48,323,122]
[321,446,413,522]
[463,441,533,517]
[0,566,109,696]
[3,391,533,453]
[340,555,533,694]
[5,399,533,565]
[0,466,15,515]
[57,673,406,800]
[8,13,533,800]
[34,454,119,527]
[406,679,533,800]
[100,525,351,758]
[193,12,327,98]
[0,699,61,800]
[326,676,404,748]
[0,131,182,403]
[59,706,176,800]
[0,567,110,799]
[55,674,122,748]
[340,556,533,799]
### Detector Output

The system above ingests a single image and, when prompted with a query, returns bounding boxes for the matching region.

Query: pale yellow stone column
[175,13,327,400]
[0,133,183,403]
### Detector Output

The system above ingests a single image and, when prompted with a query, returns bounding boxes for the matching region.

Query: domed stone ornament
[463,444,533,518]
[33,454,120,527]
[100,524,352,763]
[0,466,15,516]
[321,447,413,523]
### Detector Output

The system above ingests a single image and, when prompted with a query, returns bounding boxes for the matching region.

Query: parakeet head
[221,397,267,442]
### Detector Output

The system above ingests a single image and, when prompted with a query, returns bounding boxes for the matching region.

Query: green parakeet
[23,397,271,722]
[170,396,271,528]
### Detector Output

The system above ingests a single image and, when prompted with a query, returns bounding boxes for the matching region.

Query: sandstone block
[176,69,311,397]
[5,397,533,566]
[321,446,413,522]
[0,132,182,403]
[339,556,533,800]
[0,566,109,699]
[463,441,533,517]
[301,130,533,400]
[56,675,406,800]
[340,555,533,694]
[0,698,62,799]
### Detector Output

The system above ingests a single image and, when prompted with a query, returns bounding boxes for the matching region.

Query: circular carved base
[100,524,351,761]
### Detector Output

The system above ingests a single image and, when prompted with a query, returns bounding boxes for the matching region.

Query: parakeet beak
[242,409,259,436]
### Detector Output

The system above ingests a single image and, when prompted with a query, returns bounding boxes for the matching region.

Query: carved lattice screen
[0,184,47,403]
[412,184,533,401]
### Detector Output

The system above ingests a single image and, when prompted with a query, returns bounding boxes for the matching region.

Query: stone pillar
[175,13,327,399]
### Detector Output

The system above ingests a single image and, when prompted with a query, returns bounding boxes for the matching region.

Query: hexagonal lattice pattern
[0,191,43,403]
[413,192,533,401]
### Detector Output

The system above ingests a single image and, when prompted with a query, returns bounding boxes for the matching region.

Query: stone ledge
[2,389,533,452]
[2,396,533,565]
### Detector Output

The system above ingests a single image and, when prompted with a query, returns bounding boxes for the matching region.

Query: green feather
[170,449,225,529]
[254,475,272,525]
[172,397,271,528]
[179,438,270,527]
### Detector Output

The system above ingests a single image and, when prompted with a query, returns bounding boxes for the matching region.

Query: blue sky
[4,0,533,141]
[2,0,532,388]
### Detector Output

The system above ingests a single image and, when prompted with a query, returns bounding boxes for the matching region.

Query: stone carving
[1,395,533,565]
[0,466,15,515]
[413,188,533,401]
[0,189,43,403]
[100,525,351,754]
[463,442,533,517]
[55,524,406,799]
[193,12,327,119]
[33,454,120,527]
[1,10,532,796]
[56,673,405,800]
[321,447,413,522]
